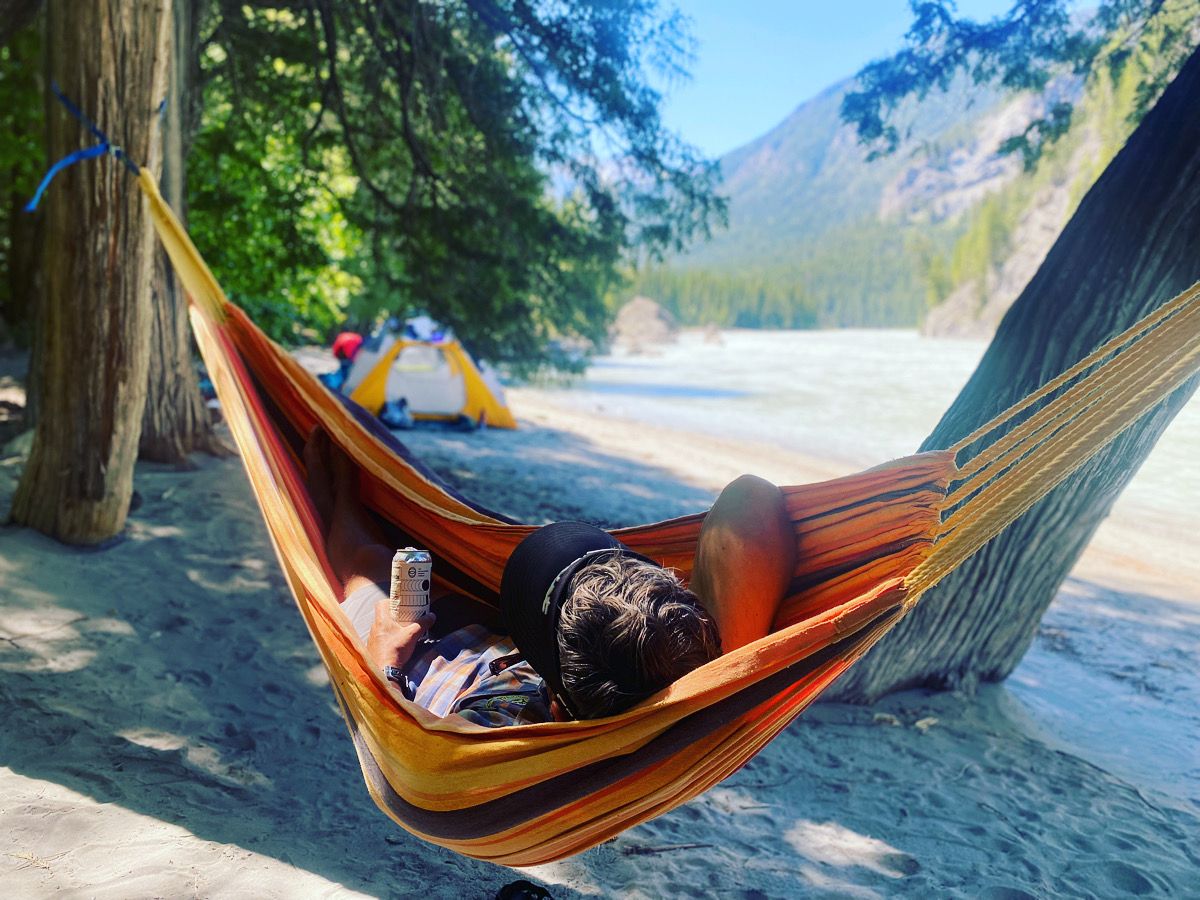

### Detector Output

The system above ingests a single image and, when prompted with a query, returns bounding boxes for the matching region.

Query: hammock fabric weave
[138,171,1200,864]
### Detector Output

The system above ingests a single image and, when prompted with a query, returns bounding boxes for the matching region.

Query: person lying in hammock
[304,429,795,726]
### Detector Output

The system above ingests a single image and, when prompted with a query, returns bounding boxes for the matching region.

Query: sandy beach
[2,379,1198,898]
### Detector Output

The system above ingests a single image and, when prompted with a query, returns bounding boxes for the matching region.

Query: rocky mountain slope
[651,65,1137,335]
[919,66,1140,337]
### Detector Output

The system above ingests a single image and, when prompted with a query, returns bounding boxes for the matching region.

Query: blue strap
[50,81,108,144]
[24,83,144,212]
[24,142,110,212]
[47,82,140,176]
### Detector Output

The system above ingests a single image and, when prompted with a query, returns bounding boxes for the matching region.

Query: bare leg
[303,428,392,596]
[302,431,336,531]
[304,428,434,672]
[303,428,499,637]
[689,474,795,654]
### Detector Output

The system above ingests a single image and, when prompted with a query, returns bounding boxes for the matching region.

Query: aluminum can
[389,547,432,622]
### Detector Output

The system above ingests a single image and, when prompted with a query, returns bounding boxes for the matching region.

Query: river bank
[2,375,1195,897]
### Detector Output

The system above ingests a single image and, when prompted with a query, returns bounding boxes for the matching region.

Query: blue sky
[660,1,1018,158]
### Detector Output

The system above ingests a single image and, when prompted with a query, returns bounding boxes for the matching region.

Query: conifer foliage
[190,0,725,371]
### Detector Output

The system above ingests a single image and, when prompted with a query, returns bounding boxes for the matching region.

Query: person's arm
[325,494,437,672]
[690,474,796,654]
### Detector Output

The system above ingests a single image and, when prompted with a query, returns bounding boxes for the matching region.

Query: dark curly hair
[556,554,721,719]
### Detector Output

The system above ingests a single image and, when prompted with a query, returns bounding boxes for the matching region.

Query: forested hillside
[921,47,1156,336]
[630,63,1140,333]
[631,76,1029,328]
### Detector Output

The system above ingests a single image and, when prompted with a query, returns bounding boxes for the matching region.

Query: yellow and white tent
[345,332,517,430]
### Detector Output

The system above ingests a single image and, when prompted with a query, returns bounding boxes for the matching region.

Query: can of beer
[389,547,432,622]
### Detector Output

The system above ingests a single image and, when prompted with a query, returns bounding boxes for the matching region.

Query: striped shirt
[405,624,551,727]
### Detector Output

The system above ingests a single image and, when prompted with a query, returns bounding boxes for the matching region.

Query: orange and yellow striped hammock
[138,171,1200,865]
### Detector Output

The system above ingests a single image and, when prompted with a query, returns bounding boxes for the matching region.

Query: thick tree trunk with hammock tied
[10,0,169,543]
[140,0,222,464]
[830,45,1200,703]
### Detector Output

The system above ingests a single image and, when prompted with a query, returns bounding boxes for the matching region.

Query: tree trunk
[10,0,170,544]
[831,44,1200,703]
[22,10,47,428]
[139,0,219,464]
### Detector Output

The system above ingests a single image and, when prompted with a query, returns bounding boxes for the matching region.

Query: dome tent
[343,321,516,430]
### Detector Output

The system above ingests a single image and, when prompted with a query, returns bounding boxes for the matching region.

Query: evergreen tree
[6,0,723,542]
[11,0,170,543]
[191,0,725,371]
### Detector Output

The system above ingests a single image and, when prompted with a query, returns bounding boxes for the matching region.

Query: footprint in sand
[180,669,214,688]
[977,888,1038,900]
[1058,859,1158,896]
[260,681,293,708]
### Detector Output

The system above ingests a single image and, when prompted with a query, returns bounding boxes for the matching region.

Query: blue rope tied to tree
[24,82,142,213]
[24,143,111,212]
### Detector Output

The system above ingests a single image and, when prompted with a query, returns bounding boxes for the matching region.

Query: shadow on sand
[1,419,1198,897]
[0,419,721,896]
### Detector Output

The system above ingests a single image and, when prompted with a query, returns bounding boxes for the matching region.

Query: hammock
[137,170,1200,864]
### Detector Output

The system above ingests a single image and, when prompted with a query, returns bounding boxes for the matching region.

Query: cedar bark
[830,46,1200,702]
[10,0,170,543]
[139,0,219,463]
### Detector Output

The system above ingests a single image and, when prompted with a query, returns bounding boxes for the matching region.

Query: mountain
[918,64,1143,337]
[698,79,1016,265]
[635,72,1101,331]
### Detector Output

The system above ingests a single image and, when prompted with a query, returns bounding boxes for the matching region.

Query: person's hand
[366,602,435,673]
